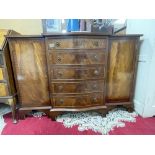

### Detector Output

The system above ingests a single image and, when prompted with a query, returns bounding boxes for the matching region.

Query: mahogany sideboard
[7,32,141,121]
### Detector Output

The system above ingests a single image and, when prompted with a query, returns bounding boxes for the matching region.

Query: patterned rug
[0,103,11,134]
[0,105,138,135]
[56,108,138,134]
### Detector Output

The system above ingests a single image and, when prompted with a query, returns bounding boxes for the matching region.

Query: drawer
[0,67,5,81]
[51,66,105,80]
[0,83,9,96]
[52,93,104,108]
[47,38,107,49]
[49,50,106,65]
[51,80,104,94]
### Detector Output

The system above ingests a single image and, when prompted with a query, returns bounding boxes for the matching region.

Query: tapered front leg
[8,98,17,124]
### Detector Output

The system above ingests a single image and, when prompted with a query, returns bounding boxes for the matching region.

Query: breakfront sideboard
[7,33,141,120]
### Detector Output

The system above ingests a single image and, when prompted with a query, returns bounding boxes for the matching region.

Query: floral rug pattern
[0,105,138,135]
[56,108,138,134]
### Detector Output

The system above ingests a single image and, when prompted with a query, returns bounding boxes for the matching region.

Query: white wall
[126,19,155,117]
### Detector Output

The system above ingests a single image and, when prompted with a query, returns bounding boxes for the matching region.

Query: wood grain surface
[8,38,50,107]
[106,38,137,102]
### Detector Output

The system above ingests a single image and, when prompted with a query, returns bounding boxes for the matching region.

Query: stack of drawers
[46,36,108,109]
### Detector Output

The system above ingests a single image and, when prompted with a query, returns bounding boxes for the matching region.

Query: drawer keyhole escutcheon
[93,41,99,47]
[94,55,98,60]
[55,42,60,47]
[57,56,62,62]
[58,71,63,77]
[93,97,97,103]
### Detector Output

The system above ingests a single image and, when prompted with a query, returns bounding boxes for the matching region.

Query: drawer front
[0,67,5,81]
[47,38,107,49]
[51,80,104,94]
[52,93,104,108]
[51,66,104,80]
[49,51,106,65]
[0,83,8,96]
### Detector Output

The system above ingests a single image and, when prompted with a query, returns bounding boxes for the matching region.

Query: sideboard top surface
[6,32,142,39]
[43,32,142,38]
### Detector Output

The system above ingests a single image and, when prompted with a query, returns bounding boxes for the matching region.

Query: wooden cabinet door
[8,38,50,107]
[106,37,138,103]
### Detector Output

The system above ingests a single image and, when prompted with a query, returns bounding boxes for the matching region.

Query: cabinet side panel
[4,44,16,95]
[8,38,50,107]
[106,38,137,103]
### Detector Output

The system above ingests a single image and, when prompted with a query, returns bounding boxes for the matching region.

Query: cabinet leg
[18,110,30,120]
[8,98,17,124]
[123,104,134,112]
[50,112,61,121]
[41,110,50,118]
[97,109,107,117]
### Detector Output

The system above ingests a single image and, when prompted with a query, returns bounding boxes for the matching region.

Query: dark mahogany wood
[7,37,50,118]
[106,36,140,105]
[51,65,105,80]
[47,38,107,49]
[52,92,104,108]
[51,80,104,94]
[6,33,141,121]
[49,50,106,65]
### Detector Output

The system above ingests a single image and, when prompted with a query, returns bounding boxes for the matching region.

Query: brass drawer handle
[93,41,99,47]
[92,97,97,102]
[94,55,98,60]
[55,42,60,47]
[57,56,62,62]
[94,70,99,75]
[57,71,63,77]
